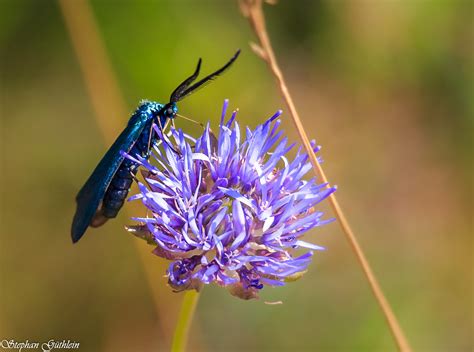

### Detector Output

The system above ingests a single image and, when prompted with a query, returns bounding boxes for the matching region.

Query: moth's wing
[71,120,146,243]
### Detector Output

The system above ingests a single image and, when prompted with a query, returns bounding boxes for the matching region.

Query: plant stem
[239,1,411,351]
[171,290,200,352]
[58,0,177,342]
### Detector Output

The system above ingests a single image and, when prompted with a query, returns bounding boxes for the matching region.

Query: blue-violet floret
[126,100,336,299]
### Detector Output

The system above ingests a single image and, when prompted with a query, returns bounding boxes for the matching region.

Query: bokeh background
[1,1,472,351]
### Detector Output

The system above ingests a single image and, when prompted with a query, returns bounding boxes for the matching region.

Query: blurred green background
[1,0,472,351]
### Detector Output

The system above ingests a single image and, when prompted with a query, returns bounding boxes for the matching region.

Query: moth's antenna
[170,58,202,103]
[176,50,241,101]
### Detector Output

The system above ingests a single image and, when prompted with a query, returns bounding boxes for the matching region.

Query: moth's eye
[167,108,174,116]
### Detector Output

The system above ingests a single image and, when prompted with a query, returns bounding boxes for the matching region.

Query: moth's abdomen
[92,121,157,225]
[101,160,135,218]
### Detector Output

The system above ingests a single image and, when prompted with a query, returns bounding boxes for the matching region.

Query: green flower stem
[171,290,200,352]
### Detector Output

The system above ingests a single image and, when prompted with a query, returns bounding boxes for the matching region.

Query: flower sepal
[126,225,156,245]
[169,278,203,294]
[282,270,308,283]
[228,282,260,300]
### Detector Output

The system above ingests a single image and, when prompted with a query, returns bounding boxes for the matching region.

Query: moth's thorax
[126,101,161,126]
[132,100,177,124]
[139,100,164,115]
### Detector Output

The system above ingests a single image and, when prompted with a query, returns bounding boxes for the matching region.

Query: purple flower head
[127,100,336,299]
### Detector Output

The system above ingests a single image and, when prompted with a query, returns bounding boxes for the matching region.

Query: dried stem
[239,1,411,351]
[58,0,179,343]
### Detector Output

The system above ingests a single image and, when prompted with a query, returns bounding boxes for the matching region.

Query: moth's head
[161,102,178,120]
